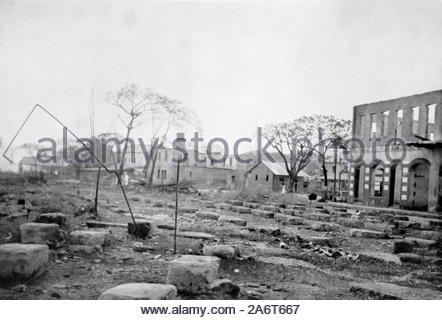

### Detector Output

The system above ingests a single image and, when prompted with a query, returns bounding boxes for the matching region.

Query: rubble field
[0,174,441,300]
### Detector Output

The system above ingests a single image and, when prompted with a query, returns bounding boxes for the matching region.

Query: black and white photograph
[0,0,441,318]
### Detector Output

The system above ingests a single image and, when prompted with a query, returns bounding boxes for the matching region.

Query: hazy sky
[0,0,441,167]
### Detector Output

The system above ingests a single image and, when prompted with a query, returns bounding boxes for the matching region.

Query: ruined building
[348,90,442,212]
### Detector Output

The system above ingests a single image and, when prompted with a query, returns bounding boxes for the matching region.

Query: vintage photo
[0,0,441,303]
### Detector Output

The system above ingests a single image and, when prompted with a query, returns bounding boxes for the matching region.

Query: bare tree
[108,84,157,176]
[108,84,199,182]
[263,118,315,192]
[145,94,199,186]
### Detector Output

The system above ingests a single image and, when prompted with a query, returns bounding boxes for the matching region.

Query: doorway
[388,165,397,206]
[437,165,442,212]
[353,167,360,199]
[408,160,430,211]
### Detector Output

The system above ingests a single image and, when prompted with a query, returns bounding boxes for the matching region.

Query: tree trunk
[321,158,329,200]
[118,123,133,176]
[288,175,296,193]
[147,149,158,186]
[322,160,328,187]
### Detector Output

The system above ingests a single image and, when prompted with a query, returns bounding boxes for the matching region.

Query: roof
[20,156,38,165]
[248,161,310,178]
[262,161,288,176]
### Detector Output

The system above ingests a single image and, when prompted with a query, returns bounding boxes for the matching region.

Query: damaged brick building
[348,89,442,212]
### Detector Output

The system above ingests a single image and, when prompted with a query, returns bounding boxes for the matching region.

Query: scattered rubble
[0,175,441,300]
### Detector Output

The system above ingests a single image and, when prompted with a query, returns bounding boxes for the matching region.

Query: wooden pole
[173,159,180,254]
[94,167,101,214]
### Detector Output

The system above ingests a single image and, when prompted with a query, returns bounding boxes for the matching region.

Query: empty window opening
[381,111,390,137]
[428,104,436,140]
[412,106,419,135]
[370,114,377,135]
[255,174,258,181]
[266,175,269,181]
[359,115,365,137]
[396,109,403,139]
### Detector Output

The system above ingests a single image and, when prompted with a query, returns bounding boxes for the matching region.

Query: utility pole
[333,148,337,202]
[173,156,181,254]
[94,167,101,214]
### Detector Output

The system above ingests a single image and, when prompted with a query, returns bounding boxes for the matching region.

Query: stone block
[307,236,334,246]
[167,255,220,294]
[304,212,330,222]
[177,231,216,240]
[274,213,304,225]
[231,206,251,214]
[203,245,236,258]
[0,243,49,283]
[349,228,386,239]
[404,237,436,247]
[216,203,231,210]
[261,205,279,212]
[36,213,66,226]
[225,200,243,206]
[247,225,281,236]
[98,283,177,300]
[196,211,220,220]
[336,217,365,228]
[286,204,306,211]
[68,230,108,246]
[397,253,424,264]
[20,223,59,244]
[242,202,259,209]
[269,202,284,208]
[251,209,274,219]
[311,222,339,232]
[218,215,247,226]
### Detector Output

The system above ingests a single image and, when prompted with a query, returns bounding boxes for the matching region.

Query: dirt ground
[0,174,441,300]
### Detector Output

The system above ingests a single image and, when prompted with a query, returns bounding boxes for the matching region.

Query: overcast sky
[0,0,441,168]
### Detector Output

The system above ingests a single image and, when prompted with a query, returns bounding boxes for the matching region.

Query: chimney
[176,133,186,151]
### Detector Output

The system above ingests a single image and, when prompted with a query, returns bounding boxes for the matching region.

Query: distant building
[18,156,39,173]
[245,161,311,193]
[122,134,243,189]
[18,156,70,176]
[348,89,442,212]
